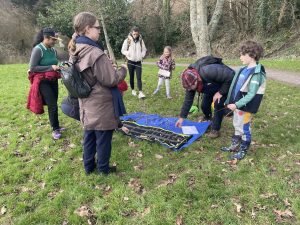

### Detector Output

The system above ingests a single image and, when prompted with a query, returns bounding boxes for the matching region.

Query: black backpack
[59,60,92,98]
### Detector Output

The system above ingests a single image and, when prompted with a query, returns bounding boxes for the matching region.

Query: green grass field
[144,58,300,73]
[0,64,299,224]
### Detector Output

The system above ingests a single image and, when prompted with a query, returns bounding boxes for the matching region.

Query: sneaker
[138,91,146,99]
[153,89,159,95]
[52,129,61,140]
[166,95,172,99]
[58,127,66,132]
[132,90,137,96]
[206,130,220,138]
[229,150,247,160]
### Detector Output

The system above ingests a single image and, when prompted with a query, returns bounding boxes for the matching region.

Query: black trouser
[39,80,59,131]
[83,130,113,174]
[127,60,142,91]
[201,84,226,131]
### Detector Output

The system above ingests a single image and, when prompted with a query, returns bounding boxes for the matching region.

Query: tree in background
[37,0,131,58]
[190,0,225,57]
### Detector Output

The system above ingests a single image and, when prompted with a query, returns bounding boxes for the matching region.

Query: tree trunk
[156,0,162,13]
[190,0,211,57]
[162,0,171,44]
[208,0,225,41]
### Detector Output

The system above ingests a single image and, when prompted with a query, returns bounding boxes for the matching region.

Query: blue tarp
[120,112,211,150]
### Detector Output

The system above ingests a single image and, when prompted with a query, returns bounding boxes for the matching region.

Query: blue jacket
[225,64,267,113]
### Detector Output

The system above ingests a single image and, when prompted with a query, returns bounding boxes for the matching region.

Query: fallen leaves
[274,209,294,221]
[47,189,64,199]
[176,215,183,225]
[155,154,163,159]
[233,202,243,213]
[74,205,93,217]
[128,141,138,148]
[74,205,96,225]
[157,174,177,188]
[133,164,144,171]
[94,184,112,196]
[130,151,143,158]
[259,192,277,199]
[211,204,219,209]
[277,154,287,161]
[141,207,150,217]
[188,176,196,188]
[284,198,291,207]
[128,178,145,194]
[1,206,7,215]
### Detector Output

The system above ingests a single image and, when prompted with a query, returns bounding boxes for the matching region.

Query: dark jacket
[189,56,235,96]
[179,56,235,118]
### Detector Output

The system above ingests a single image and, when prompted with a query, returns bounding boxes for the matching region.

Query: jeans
[39,80,59,131]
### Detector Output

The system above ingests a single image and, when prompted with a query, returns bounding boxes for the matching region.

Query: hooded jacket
[225,63,266,113]
[69,43,126,130]
[121,34,147,62]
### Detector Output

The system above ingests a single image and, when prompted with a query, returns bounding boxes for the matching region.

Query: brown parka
[70,43,126,130]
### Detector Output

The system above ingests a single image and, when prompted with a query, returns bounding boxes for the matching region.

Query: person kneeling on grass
[221,40,266,160]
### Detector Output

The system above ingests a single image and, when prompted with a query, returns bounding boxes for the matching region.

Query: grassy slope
[0,64,299,224]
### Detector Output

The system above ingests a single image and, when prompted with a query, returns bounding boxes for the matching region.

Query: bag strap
[196,92,202,112]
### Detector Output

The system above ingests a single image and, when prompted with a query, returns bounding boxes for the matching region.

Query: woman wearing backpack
[121,26,147,99]
[175,56,235,138]
[68,12,127,175]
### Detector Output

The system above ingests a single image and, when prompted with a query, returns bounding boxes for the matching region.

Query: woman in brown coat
[69,12,127,175]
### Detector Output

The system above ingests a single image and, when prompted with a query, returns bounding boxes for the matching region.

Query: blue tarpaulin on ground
[120,112,211,150]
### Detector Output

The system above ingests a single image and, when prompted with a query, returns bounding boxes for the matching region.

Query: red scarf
[27,71,61,114]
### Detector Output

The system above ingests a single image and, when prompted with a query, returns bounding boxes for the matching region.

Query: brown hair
[131,26,140,33]
[240,41,264,61]
[68,12,97,52]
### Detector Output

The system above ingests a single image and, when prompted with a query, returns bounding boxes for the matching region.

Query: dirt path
[143,62,300,87]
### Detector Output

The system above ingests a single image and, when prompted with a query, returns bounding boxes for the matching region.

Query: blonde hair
[164,46,173,58]
[68,12,97,52]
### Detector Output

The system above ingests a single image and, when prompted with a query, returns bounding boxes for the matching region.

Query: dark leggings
[39,80,59,131]
[127,60,142,91]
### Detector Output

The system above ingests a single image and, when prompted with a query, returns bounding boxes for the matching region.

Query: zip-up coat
[69,44,126,130]
[121,34,147,62]
[189,56,235,96]
[225,64,266,113]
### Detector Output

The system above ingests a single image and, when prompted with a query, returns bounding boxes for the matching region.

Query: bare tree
[162,0,171,44]
[190,0,225,57]
[86,0,116,62]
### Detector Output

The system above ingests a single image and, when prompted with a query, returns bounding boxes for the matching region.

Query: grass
[0,64,300,224]
[143,58,300,73]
